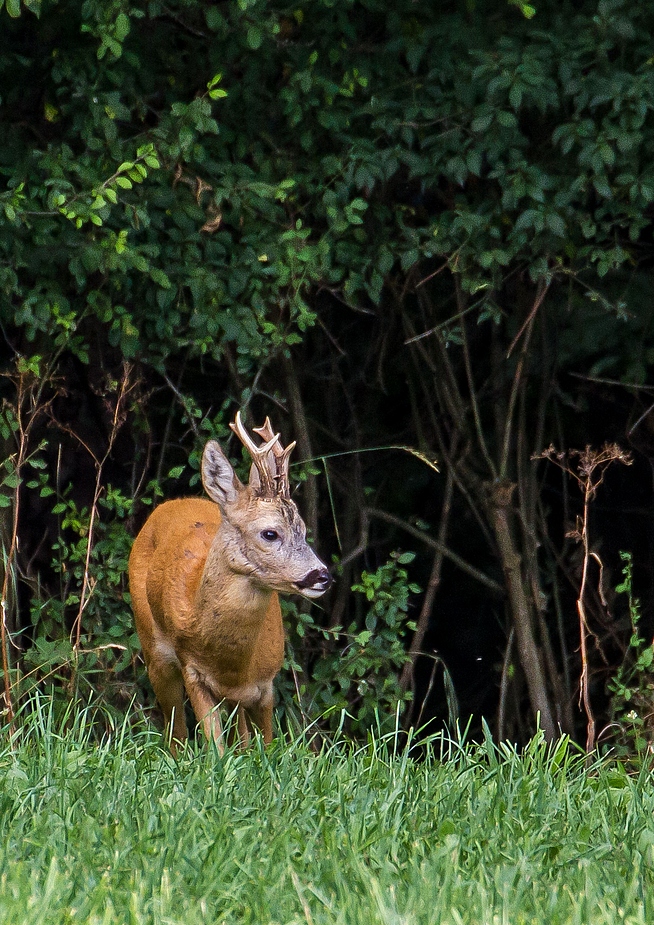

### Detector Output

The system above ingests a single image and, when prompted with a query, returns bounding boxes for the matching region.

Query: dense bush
[2,0,654,747]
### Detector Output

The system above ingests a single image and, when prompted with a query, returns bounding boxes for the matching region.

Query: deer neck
[195,523,273,640]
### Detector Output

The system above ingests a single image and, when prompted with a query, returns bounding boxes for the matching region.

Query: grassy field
[1,700,653,925]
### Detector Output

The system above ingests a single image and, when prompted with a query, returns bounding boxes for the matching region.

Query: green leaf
[246,25,263,49]
[396,552,415,565]
[115,12,130,42]
[593,176,612,199]
[509,84,523,110]
[471,113,493,133]
[205,7,224,30]
[150,268,171,288]
[400,249,420,271]
[466,149,482,176]
[545,213,566,237]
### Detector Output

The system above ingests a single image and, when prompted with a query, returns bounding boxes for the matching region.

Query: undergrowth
[1,695,654,925]
[608,551,654,757]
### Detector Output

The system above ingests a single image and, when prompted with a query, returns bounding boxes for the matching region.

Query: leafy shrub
[607,552,654,758]
[281,552,419,739]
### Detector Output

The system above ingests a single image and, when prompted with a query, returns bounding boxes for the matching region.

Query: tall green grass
[1,698,653,924]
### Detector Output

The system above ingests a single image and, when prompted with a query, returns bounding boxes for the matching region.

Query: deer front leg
[182,666,224,752]
[224,705,251,749]
[245,682,274,744]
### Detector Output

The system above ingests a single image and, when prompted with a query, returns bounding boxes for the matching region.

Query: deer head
[200,412,331,599]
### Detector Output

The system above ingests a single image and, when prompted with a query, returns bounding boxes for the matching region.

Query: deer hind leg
[130,538,188,749]
[182,666,224,753]
[130,576,188,750]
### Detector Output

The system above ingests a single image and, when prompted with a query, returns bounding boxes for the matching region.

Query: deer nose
[315,568,332,590]
[296,568,332,591]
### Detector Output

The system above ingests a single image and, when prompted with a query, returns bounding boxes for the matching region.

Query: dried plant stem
[535,443,633,757]
[577,481,596,755]
[1,532,18,735]
[0,423,27,735]
[72,497,99,653]
[1,364,60,737]
[70,367,135,667]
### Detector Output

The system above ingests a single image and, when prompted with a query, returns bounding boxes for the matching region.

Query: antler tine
[231,411,280,457]
[272,440,296,499]
[230,411,280,497]
[252,417,276,445]
[253,417,296,499]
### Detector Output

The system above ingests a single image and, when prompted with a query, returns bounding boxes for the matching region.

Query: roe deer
[128,411,331,751]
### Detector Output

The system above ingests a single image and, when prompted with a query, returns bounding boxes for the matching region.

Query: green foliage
[0,0,41,17]
[13,477,151,708]
[0,2,313,373]
[3,0,654,745]
[5,0,654,372]
[283,552,418,737]
[608,552,654,757]
[0,412,19,510]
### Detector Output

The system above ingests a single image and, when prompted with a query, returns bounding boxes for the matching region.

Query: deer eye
[260,529,279,542]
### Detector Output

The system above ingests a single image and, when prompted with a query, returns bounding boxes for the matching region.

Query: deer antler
[230,411,281,498]
[253,417,296,500]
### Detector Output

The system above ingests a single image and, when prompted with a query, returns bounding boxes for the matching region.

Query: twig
[400,464,454,701]
[457,279,497,479]
[70,366,137,661]
[0,358,64,737]
[506,278,550,359]
[364,506,504,595]
[498,626,516,741]
[163,371,200,438]
[500,284,546,478]
[289,660,321,754]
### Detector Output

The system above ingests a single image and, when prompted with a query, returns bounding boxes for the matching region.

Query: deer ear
[202,441,243,507]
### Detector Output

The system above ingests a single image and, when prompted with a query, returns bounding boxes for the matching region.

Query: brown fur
[129,430,330,752]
